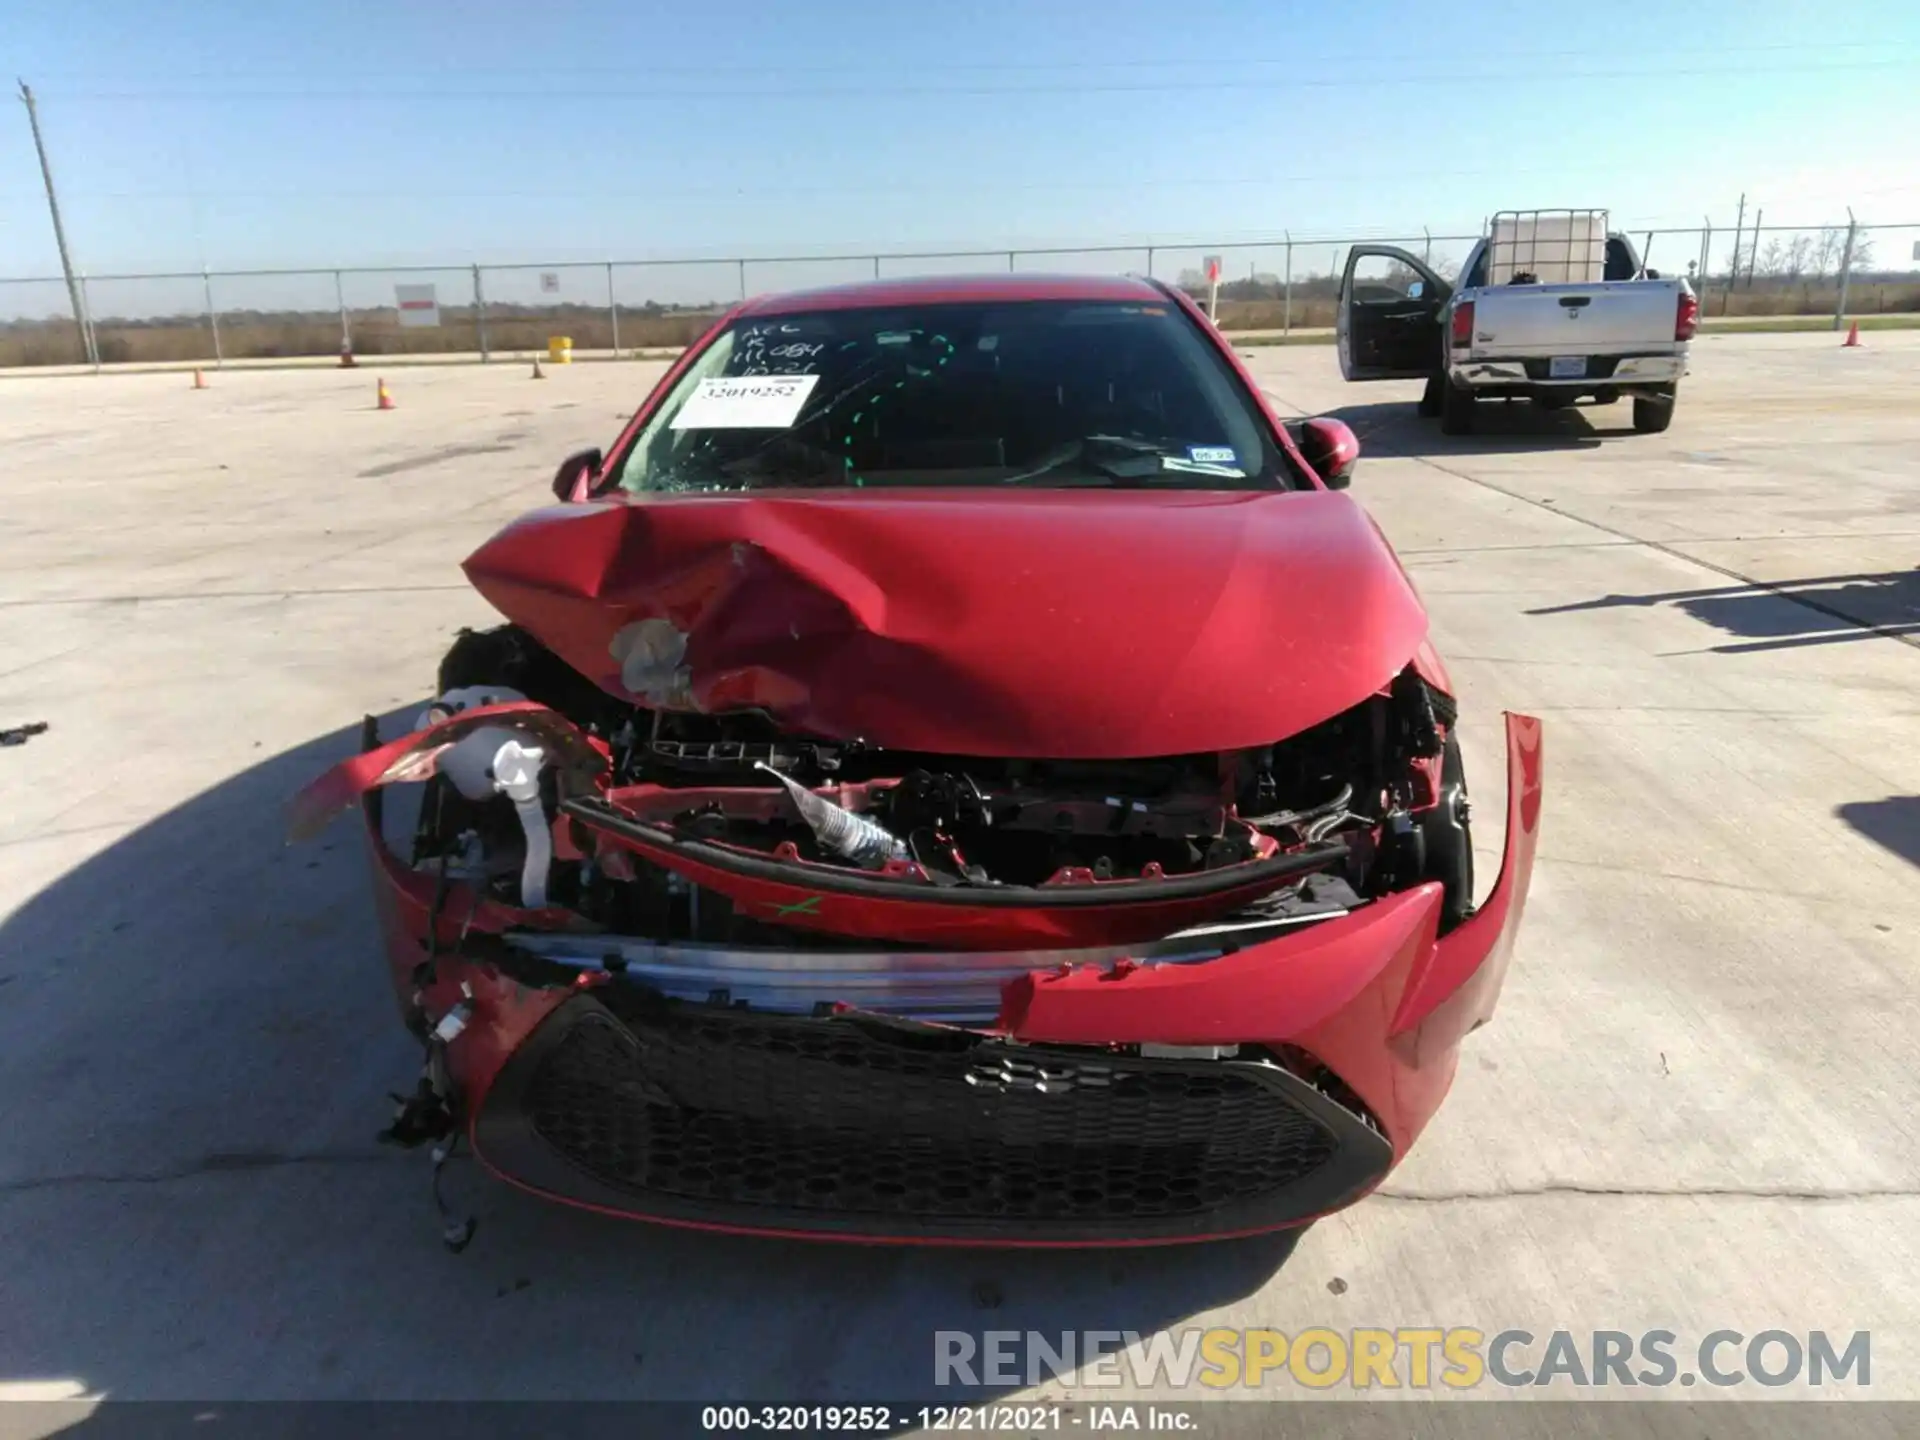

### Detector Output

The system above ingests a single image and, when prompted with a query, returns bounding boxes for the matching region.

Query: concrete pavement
[1,333,1916,1422]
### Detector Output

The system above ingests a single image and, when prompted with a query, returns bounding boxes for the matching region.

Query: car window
[1604,236,1637,281]
[609,299,1298,494]
[1348,253,1429,305]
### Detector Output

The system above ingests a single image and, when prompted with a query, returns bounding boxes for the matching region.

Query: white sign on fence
[395,283,440,329]
[540,271,560,294]
[1913,240,1920,262]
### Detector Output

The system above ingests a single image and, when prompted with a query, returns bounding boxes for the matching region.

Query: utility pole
[18,80,94,365]
[1834,207,1858,332]
[1724,192,1745,315]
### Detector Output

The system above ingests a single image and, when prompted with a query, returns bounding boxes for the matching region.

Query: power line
[49,56,1920,101]
[29,38,1913,83]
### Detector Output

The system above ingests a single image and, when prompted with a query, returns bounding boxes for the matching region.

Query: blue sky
[5,0,1919,289]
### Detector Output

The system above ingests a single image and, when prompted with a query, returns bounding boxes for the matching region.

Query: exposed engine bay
[394,622,1477,956]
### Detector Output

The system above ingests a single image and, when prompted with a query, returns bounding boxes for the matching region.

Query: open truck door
[1337,246,1449,382]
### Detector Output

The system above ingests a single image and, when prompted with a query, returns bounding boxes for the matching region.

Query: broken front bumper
[349,714,1542,1246]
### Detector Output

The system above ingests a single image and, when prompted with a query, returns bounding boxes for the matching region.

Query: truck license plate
[1549,355,1587,378]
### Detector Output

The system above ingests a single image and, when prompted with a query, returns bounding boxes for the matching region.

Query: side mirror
[551,447,603,503]
[1296,417,1360,490]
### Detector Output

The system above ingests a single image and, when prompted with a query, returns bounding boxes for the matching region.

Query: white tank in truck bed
[1486,211,1607,286]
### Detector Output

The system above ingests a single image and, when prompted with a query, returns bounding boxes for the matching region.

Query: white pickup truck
[1336,209,1698,435]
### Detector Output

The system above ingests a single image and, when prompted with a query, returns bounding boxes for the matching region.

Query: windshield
[610,299,1296,494]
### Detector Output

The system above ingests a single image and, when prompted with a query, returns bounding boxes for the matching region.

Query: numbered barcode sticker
[669,374,820,430]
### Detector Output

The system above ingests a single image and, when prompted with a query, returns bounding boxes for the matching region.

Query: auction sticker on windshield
[670,374,821,430]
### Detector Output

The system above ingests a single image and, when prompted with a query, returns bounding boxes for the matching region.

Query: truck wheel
[1439,381,1476,435]
[1417,375,1444,418]
[1633,384,1677,434]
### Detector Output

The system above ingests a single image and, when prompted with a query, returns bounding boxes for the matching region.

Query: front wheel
[1633,384,1677,434]
[1440,380,1477,435]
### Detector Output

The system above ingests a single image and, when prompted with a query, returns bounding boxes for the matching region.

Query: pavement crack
[0,1149,403,1194]
[0,583,472,608]
[1375,1182,1920,1203]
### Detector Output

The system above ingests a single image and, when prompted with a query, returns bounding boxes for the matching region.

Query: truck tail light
[1450,299,1475,349]
[1675,291,1699,341]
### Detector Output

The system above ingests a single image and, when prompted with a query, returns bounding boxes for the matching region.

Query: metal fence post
[1145,246,1155,279]
[872,255,881,280]
[203,268,223,368]
[1423,228,1432,266]
[1007,251,1016,273]
[1834,209,1858,331]
[737,260,747,301]
[1697,223,1711,298]
[335,269,351,357]
[607,262,620,356]
[1283,234,1292,337]
[473,263,490,361]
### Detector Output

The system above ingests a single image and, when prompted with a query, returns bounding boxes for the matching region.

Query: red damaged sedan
[296,273,1542,1248]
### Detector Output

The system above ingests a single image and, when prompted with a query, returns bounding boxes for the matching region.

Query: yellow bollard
[547,336,573,365]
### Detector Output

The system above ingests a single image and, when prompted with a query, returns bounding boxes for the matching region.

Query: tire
[1439,380,1477,435]
[1417,374,1444,418]
[1633,384,1677,434]
[1534,392,1574,412]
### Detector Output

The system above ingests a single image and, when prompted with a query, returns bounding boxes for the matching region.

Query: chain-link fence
[4,219,1915,370]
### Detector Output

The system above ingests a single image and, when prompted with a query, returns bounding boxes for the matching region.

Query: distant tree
[1805,227,1874,279]
[1811,228,1846,278]
[1755,235,1817,280]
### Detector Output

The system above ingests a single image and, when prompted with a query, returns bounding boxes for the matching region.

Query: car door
[1337,246,1449,381]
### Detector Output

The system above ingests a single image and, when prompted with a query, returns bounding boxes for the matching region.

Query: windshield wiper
[1000,435,1184,487]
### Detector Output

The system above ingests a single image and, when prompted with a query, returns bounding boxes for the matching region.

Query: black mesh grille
[477,997,1390,1241]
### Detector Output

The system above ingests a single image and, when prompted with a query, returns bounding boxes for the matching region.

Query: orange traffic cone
[1843,321,1861,348]
[376,378,395,410]
[531,356,545,379]
[192,368,207,389]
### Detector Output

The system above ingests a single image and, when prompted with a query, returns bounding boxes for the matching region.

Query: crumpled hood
[461,488,1428,759]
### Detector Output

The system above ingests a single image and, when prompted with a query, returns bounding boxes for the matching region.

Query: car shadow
[0,716,1304,1408]
[1321,398,1613,457]
[1836,797,1920,871]
[1526,568,1920,654]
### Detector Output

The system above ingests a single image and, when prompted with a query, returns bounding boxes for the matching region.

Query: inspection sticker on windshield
[670,374,820,430]
[1161,455,1247,478]
[1188,446,1237,464]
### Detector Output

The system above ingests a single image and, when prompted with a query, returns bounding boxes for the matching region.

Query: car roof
[737,272,1171,317]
